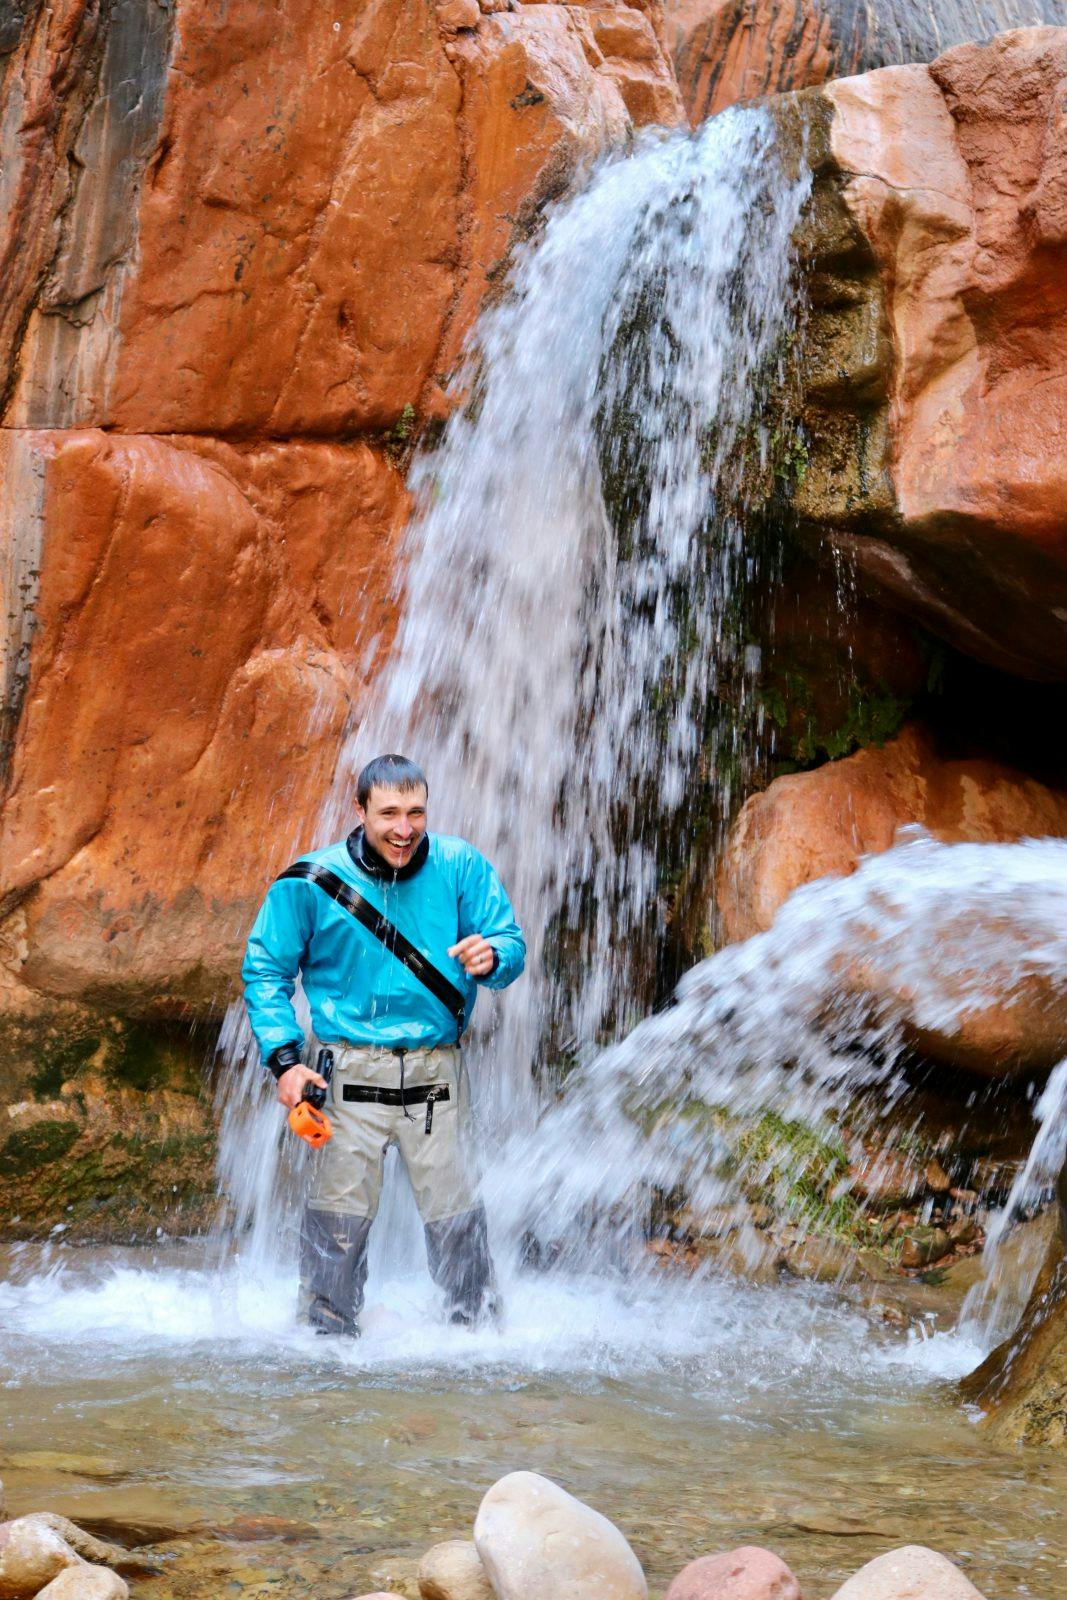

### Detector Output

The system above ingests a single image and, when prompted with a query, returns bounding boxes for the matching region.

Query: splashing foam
[484,832,1067,1252]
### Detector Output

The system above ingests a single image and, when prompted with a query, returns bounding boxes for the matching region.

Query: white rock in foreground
[474,1471,647,1600]
[34,1565,129,1599]
[830,1546,986,1600]
[0,1515,82,1599]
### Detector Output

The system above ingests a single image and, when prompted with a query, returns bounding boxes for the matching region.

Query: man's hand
[276,1063,327,1110]
[448,934,496,979]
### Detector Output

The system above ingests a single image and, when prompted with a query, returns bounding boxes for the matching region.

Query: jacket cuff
[266,1042,303,1079]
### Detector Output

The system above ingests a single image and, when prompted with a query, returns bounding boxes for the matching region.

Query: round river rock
[474,1471,647,1600]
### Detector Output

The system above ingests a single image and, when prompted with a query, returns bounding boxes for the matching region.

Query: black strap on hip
[276,862,467,1037]
[341,1083,450,1107]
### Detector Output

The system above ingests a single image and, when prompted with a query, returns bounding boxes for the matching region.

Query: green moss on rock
[0,1119,81,1178]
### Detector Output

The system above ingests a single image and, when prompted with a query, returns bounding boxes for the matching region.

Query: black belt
[341,1084,450,1106]
[342,1082,450,1134]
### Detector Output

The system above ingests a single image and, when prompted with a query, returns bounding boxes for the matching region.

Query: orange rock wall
[0,0,683,1020]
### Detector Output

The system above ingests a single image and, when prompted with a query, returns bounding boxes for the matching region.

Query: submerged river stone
[830,1546,986,1600]
[474,1471,647,1600]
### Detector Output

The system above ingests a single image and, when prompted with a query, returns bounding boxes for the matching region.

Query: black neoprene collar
[346,825,429,882]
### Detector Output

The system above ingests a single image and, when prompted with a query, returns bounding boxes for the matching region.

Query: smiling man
[242,754,525,1336]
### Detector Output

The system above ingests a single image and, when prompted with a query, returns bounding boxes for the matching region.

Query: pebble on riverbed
[33,1566,129,1599]
[829,1545,987,1600]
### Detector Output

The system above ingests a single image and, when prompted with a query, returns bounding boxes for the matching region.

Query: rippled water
[3,1241,1066,1600]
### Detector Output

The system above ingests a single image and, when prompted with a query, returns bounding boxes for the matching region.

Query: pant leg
[396,1048,496,1320]
[300,1047,395,1330]
[299,1210,373,1334]
[424,1204,495,1323]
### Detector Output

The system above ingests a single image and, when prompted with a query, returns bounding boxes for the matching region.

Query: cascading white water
[328,105,810,1091]
[960,1057,1067,1347]
[480,832,1067,1256]
[212,104,813,1260]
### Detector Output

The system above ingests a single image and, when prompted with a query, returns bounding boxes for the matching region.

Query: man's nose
[394,821,413,838]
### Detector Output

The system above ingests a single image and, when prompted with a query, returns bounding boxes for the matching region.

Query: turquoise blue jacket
[242,831,525,1061]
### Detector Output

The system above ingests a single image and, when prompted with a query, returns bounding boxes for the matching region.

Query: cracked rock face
[793,27,1067,681]
[665,0,1065,125]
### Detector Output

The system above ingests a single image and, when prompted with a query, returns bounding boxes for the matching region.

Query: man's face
[356,784,428,870]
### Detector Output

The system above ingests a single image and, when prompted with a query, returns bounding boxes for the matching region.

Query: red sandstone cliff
[0,0,683,1028]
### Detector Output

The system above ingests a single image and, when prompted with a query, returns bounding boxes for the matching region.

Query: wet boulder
[664,1546,802,1600]
[474,1471,647,1600]
[829,1545,986,1599]
[715,725,1067,1078]
[961,1163,1067,1445]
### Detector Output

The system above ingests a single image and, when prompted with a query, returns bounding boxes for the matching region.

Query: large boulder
[791,28,1067,681]
[719,723,1067,940]
[716,725,1067,1076]
[473,1471,647,1600]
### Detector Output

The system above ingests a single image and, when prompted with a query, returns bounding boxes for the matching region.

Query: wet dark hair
[356,754,428,809]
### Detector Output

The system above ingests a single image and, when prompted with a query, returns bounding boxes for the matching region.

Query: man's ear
[353,799,366,826]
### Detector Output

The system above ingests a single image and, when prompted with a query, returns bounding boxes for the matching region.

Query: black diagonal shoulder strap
[276,862,467,1034]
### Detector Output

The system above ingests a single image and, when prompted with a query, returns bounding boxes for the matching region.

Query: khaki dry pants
[299,1044,494,1330]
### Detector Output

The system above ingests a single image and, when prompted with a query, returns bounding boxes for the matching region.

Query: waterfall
[210,92,1066,1335]
[331,105,810,1088]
